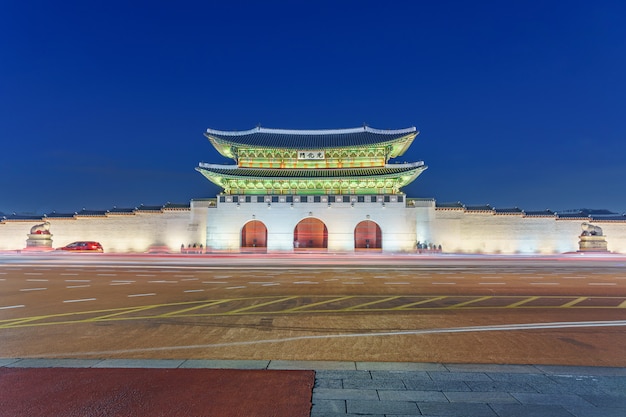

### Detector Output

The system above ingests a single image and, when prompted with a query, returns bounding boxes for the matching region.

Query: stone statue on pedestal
[578,222,608,252]
[26,221,54,249]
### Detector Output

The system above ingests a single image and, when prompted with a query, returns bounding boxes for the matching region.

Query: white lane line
[202,281,229,284]
[530,282,559,285]
[128,293,156,297]
[432,282,456,285]
[249,282,276,285]
[479,282,506,285]
[342,282,364,285]
[67,285,91,289]
[0,272,7,275]
[175,275,196,278]
[294,281,319,285]
[26,279,49,282]
[63,298,96,303]
[65,279,91,283]
[60,273,79,276]
[181,278,198,281]
[184,289,205,293]
[262,283,280,287]
[0,305,25,310]
[588,283,617,286]
[24,272,43,275]
[136,274,156,277]
[50,320,626,357]
[97,273,117,276]
[385,282,410,285]
[148,280,178,284]
[226,286,246,289]
[20,288,47,292]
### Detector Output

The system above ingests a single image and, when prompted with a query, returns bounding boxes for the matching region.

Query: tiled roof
[197,163,425,179]
[45,212,77,218]
[205,126,417,149]
[524,209,557,217]
[465,204,494,212]
[435,201,465,209]
[108,207,136,214]
[135,204,164,212]
[1,213,44,221]
[163,202,190,209]
[494,207,523,214]
[75,209,108,217]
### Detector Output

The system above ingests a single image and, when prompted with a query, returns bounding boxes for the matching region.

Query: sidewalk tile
[580,394,626,408]
[0,358,21,367]
[466,380,535,392]
[443,391,518,403]
[566,406,626,417]
[311,399,346,414]
[418,402,497,416]
[490,403,576,417]
[343,378,406,390]
[316,369,371,379]
[6,358,102,368]
[404,379,470,392]
[378,390,447,402]
[429,371,492,381]
[269,360,354,370]
[511,392,593,407]
[347,399,419,415]
[370,370,430,380]
[444,363,540,374]
[314,388,379,400]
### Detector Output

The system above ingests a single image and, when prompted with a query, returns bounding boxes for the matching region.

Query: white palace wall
[0,201,211,253]
[2,197,625,254]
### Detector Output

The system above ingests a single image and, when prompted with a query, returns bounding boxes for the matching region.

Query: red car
[58,241,104,252]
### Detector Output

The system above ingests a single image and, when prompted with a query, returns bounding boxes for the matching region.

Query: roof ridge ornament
[206,126,417,136]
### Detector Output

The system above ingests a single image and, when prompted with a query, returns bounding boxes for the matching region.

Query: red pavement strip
[0,367,314,417]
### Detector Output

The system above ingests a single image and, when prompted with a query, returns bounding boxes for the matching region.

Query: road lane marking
[26,279,48,282]
[63,298,96,303]
[226,296,297,314]
[66,285,91,289]
[285,296,353,312]
[479,282,505,285]
[448,296,492,308]
[226,286,247,290]
[97,273,117,276]
[159,300,235,317]
[148,280,178,283]
[128,293,156,297]
[345,296,401,311]
[20,288,47,292]
[394,296,447,310]
[561,297,588,308]
[24,273,43,275]
[293,281,319,285]
[588,283,617,286]
[431,282,456,285]
[384,282,410,285]
[137,274,156,277]
[60,273,79,276]
[183,289,205,293]
[65,279,91,283]
[506,296,539,308]
[0,305,25,310]
[262,283,280,286]
[530,282,559,285]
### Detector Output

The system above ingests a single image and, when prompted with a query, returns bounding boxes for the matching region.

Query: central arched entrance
[354,220,382,250]
[241,220,267,251]
[294,218,328,250]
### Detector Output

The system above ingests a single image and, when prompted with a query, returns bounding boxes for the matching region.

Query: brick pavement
[2,359,626,417]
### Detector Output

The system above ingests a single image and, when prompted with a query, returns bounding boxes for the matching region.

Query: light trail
[35,319,626,358]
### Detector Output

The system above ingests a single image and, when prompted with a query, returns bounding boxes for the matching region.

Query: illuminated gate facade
[294,218,328,249]
[354,220,382,249]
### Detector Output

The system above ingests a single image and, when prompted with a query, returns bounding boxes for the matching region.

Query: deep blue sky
[2,1,625,214]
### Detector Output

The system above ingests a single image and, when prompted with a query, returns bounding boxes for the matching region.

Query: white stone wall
[0,204,208,253]
[2,197,625,254]
[206,196,417,252]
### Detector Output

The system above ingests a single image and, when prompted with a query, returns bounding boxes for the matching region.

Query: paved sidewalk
[2,359,626,417]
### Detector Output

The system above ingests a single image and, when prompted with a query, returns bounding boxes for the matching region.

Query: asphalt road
[1,253,625,366]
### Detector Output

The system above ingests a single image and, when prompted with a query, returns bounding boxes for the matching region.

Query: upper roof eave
[204,126,419,158]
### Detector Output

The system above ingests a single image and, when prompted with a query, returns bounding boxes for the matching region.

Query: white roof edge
[198,161,425,169]
[206,126,417,136]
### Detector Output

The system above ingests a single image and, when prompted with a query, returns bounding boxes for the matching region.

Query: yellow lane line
[158,299,235,317]
[225,296,298,314]
[619,300,626,308]
[506,296,539,308]
[560,297,588,308]
[446,296,492,309]
[392,296,447,310]
[85,305,164,321]
[345,296,401,311]
[284,296,354,312]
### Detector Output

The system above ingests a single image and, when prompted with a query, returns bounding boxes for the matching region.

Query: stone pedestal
[578,235,608,252]
[25,233,54,250]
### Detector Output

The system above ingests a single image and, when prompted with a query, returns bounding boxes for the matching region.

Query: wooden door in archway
[354,220,382,250]
[241,220,267,249]
[293,218,328,250]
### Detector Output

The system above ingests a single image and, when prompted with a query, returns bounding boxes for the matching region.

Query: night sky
[2,1,625,215]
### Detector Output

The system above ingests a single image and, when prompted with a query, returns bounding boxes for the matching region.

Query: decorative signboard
[297,150,325,160]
